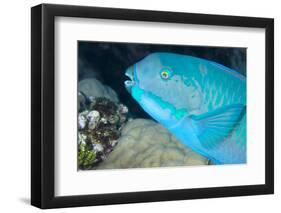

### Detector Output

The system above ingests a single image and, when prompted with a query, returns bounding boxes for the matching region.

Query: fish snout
[124,65,136,93]
[124,80,135,93]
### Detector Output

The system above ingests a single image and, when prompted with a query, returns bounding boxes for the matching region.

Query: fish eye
[160,68,172,80]
[161,71,169,79]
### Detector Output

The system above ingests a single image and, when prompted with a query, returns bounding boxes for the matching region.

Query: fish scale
[197,61,246,153]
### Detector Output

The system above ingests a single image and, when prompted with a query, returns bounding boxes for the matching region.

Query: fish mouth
[124,65,136,93]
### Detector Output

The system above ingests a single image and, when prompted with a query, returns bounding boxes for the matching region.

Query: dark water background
[78,42,246,119]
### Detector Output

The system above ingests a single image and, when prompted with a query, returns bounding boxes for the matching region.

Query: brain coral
[97,119,209,169]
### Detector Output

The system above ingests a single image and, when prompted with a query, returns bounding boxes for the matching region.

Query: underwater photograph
[77,41,246,170]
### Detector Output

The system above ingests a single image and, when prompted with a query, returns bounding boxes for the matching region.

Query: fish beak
[124,65,135,93]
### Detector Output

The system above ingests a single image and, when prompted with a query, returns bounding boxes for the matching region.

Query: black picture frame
[31,3,274,209]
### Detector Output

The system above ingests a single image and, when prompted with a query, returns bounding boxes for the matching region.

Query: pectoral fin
[191,104,246,149]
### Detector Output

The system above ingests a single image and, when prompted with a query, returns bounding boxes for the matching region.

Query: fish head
[125,53,203,116]
[125,53,182,103]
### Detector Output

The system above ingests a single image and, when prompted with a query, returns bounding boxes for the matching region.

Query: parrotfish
[124,52,246,165]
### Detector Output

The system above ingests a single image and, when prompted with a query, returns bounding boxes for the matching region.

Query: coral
[78,97,129,170]
[87,110,100,130]
[77,78,209,170]
[97,119,209,169]
[79,78,119,108]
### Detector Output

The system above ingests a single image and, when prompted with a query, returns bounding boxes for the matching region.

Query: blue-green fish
[124,52,246,165]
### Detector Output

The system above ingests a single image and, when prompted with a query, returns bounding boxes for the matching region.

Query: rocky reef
[78,78,119,112]
[78,78,208,170]
[78,96,129,170]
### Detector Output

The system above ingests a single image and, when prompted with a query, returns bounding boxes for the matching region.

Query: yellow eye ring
[161,71,169,79]
[160,68,173,80]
